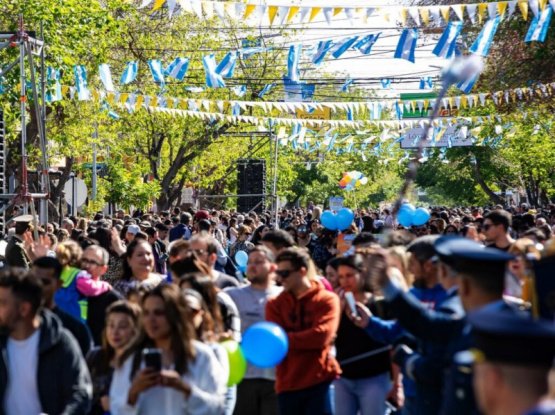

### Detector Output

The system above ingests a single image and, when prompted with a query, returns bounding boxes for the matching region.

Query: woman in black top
[334,254,392,415]
[87,301,142,415]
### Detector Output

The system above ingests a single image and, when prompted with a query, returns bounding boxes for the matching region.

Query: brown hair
[56,240,83,268]
[119,284,196,376]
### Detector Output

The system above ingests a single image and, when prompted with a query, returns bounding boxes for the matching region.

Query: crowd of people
[0,201,553,415]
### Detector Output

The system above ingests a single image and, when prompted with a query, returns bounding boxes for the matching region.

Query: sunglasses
[482,224,494,231]
[275,269,295,279]
[297,227,307,232]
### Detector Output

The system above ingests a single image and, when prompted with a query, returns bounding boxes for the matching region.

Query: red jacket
[265,280,341,393]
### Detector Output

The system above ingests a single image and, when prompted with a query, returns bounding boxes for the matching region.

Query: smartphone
[159,253,169,263]
[142,348,162,372]
[345,292,358,317]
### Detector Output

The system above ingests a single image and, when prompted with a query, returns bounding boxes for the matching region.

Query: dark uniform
[380,236,518,415]
[5,215,34,269]
[468,309,555,415]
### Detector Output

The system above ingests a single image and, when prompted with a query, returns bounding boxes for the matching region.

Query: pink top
[75,270,111,297]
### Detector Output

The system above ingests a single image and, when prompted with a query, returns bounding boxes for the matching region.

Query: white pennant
[235,3,246,19]
[487,3,497,19]
[429,6,441,22]
[466,4,477,23]
[256,5,267,23]
[467,95,475,108]
[345,8,356,24]
[408,7,420,25]
[323,7,334,25]
[479,93,487,105]
[278,6,290,26]
[451,5,464,20]
[202,2,214,20]
[213,2,225,22]
[529,0,539,19]
[454,96,461,109]
[139,0,153,9]
[190,0,203,18]
[508,1,518,17]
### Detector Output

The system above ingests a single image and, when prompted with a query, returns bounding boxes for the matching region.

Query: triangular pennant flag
[323,7,334,25]
[519,1,529,20]
[277,6,289,26]
[478,3,488,22]
[213,2,225,22]
[345,8,355,24]
[508,0,518,17]
[268,6,278,25]
[452,5,464,20]
[419,7,430,25]
[539,0,548,9]
[487,3,498,19]
[529,0,540,18]
[201,2,214,20]
[150,0,165,13]
[244,4,256,19]
[299,7,311,22]
[467,4,477,23]
[440,6,450,22]
[287,6,300,22]
[400,8,408,26]
[309,8,322,22]
[408,7,420,25]
[429,6,441,22]
[498,2,508,18]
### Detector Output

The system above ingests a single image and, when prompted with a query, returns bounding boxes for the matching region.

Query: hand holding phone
[142,348,162,372]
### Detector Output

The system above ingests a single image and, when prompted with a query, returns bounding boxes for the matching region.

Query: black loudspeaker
[237,159,266,213]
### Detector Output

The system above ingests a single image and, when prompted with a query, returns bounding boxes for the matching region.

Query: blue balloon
[235,250,248,267]
[241,322,289,368]
[238,265,247,273]
[321,211,338,230]
[336,208,354,231]
[397,204,415,227]
[413,208,431,226]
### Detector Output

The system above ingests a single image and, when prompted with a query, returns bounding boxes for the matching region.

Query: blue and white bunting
[394,29,418,63]
[98,64,115,92]
[354,33,381,55]
[339,79,354,92]
[287,44,302,83]
[330,36,359,58]
[148,59,165,87]
[45,67,62,102]
[470,16,501,57]
[73,65,89,101]
[432,21,463,58]
[380,78,391,89]
[419,77,433,90]
[121,61,138,85]
[258,83,274,97]
[525,6,553,43]
[311,40,334,66]
[457,74,479,94]
[164,57,190,80]
[215,52,238,78]
[202,54,226,88]
[232,85,247,97]
[101,102,120,120]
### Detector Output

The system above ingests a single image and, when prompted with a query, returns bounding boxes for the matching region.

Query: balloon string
[338,345,392,366]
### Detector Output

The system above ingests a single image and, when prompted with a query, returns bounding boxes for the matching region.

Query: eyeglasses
[297,227,307,232]
[482,224,494,231]
[188,249,205,256]
[81,258,102,267]
[275,269,295,279]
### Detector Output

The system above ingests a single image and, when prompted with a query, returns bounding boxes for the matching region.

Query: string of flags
[53,80,555,126]
[138,0,549,28]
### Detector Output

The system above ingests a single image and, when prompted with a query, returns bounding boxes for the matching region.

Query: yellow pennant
[268,6,278,25]
[333,8,343,16]
[419,7,430,25]
[107,93,115,106]
[150,97,158,108]
[448,97,454,108]
[539,0,548,10]
[497,2,508,19]
[91,90,99,102]
[244,4,256,19]
[440,6,450,22]
[287,6,300,22]
[119,93,128,104]
[400,8,408,26]
[135,95,144,110]
[151,0,165,13]
[179,99,187,110]
[518,1,528,20]
[477,3,487,23]
[309,7,321,22]
[461,96,468,108]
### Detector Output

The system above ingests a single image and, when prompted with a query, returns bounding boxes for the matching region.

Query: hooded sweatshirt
[265,279,341,393]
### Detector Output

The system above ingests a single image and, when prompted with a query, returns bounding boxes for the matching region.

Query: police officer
[357,237,518,415]
[468,309,555,415]
[5,215,34,269]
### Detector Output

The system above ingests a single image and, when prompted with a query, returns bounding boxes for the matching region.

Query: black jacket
[0,309,92,415]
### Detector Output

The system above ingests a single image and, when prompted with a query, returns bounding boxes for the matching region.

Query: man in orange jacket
[266,248,341,415]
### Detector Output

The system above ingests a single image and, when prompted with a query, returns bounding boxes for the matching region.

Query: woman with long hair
[109,284,226,414]
[92,226,126,286]
[87,301,142,415]
[334,254,392,415]
[226,217,239,245]
[229,225,254,259]
[114,239,164,298]
[251,224,272,246]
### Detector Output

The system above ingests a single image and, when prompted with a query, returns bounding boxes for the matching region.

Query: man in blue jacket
[0,268,92,415]
[352,237,518,415]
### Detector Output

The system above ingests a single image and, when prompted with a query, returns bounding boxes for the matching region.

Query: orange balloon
[339,179,347,187]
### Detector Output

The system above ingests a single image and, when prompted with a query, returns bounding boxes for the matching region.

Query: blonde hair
[237,225,252,235]
[387,246,412,289]
[56,240,83,268]
[312,207,322,221]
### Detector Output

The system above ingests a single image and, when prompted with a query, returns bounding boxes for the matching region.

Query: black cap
[468,309,555,368]
[434,236,515,278]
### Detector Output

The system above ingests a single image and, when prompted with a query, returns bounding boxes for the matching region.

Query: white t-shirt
[4,328,42,415]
